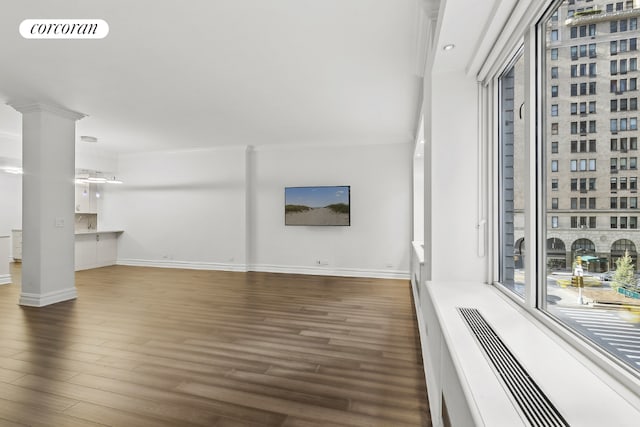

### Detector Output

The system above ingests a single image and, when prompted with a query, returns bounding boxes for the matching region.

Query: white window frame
[488,0,640,397]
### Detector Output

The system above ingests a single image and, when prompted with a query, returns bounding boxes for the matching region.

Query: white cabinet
[11,230,22,261]
[74,234,96,271]
[14,229,121,270]
[74,232,119,271]
[75,182,98,213]
[97,233,118,266]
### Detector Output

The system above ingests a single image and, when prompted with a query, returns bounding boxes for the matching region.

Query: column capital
[7,101,86,121]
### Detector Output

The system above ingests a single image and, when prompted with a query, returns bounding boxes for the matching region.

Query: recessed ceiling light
[2,167,23,175]
[80,135,98,143]
[443,44,456,51]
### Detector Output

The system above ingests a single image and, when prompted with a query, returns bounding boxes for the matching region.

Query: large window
[497,0,640,380]
[542,1,640,375]
[499,51,526,298]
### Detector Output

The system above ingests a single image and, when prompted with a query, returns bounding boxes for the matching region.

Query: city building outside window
[496,0,640,381]
[499,50,526,297]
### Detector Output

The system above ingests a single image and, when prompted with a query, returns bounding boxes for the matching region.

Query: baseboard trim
[249,264,410,280]
[115,259,409,279]
[0,274,11,285]
[116,258,249,272]
[20,287,78,307]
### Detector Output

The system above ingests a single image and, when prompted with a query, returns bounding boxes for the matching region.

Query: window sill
[422,281,640,426]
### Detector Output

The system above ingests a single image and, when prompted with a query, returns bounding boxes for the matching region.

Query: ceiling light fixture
[87,177,107,183]
[443,44,456,51]
[80,135,98,143]
[75,170,123,184]
[2,167,23,174]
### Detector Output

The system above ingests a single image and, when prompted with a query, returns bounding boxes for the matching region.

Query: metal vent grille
[458,307,569,427]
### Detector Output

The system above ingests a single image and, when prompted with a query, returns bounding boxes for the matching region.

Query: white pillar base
[19,288,78,307]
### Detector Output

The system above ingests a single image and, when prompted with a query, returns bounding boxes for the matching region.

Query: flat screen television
[285,186,350,226]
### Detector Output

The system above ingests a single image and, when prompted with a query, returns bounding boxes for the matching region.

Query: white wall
[76,144,118,174]
[0,133,23,241]
[252,143,412,278]
[0,236,9,284]
[429,70,487,282]
[0,133,21,160]
[102,147,249,270]
[413,155,424,242]
[104,142,412,278]
[4,137,413,278]
[0,173,21,237]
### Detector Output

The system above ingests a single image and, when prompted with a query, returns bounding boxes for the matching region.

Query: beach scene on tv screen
[285,186,350,226]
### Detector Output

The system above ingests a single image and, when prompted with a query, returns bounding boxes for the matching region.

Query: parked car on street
[601,271,614,281]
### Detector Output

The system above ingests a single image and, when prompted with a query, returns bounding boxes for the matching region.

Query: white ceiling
[0,0,437,155]
[431,0,504,76]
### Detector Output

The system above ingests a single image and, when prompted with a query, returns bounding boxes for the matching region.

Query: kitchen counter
[74,229,124,235]
[13,228,123,235]
[11,229,123,271]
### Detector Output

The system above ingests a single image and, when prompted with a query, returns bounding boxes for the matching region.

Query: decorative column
[9,102,86,307]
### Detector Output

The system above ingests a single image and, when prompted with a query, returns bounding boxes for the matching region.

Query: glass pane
[499,51,526,297]
[542,0,640,374]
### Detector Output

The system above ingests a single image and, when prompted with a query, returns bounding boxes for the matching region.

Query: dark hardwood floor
[0,264,430,426]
